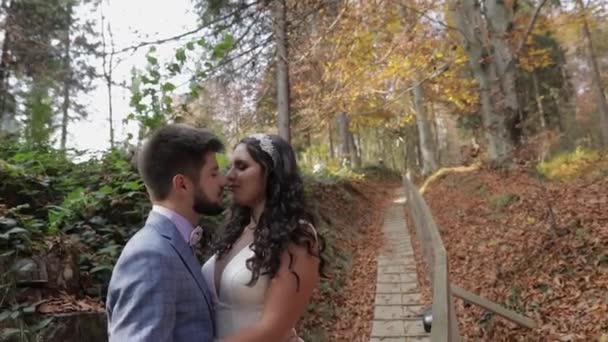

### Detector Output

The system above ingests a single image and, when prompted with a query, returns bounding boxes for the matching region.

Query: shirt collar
[152,205,195,245]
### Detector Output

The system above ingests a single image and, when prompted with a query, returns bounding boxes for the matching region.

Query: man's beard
[193,190,224,216]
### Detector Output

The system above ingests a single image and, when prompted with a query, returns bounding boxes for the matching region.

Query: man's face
[191,152,226,216]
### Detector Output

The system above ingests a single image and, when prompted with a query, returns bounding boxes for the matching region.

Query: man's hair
[137,124,224,200]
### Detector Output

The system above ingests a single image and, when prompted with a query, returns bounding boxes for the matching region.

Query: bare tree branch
[293,3,348,64]
[399,3,464,35]
[176,35,274,89]
[112,0,263,55]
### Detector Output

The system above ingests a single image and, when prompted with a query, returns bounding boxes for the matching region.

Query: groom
[106,124,226,341]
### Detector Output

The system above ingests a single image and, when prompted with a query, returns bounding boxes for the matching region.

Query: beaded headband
[249,133,276,164]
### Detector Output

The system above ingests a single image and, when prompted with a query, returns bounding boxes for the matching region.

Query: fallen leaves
[418,163,608,341]
[298,178,398,341]
[36,293,104,314]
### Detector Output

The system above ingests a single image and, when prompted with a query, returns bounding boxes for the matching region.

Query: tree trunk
[412,81,438,176]
[356,126,363,165]
[533,71,550,161]
[404,123,419,176]
[328,120,334,159]
[577,0,608,147]
[106,76,114,148]
[101,7,116,149]
[274,0,290,143]
[60,3,72,150]
[486,0,520,141]
[378,128,387,165]
[337,112,350,165]
[532,72,546,129]
[429,100,441,164]
[0,0,14,124]
[348,128,360,168]
[558,59,580,145]
[452,0,514,165]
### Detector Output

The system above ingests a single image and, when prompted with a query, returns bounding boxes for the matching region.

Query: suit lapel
[146,212,215,321]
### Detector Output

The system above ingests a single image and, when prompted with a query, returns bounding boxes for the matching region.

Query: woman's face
[227,143,267,208]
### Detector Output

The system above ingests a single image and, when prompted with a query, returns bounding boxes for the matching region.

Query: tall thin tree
[274,0,290,143]
[576,0,608,147]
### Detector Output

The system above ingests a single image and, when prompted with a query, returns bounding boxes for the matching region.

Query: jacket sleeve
[106,248,177,342]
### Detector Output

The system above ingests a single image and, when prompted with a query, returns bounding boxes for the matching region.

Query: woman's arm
[224,243,319,342]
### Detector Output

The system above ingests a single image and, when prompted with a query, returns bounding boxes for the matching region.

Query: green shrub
[537,147,601,180]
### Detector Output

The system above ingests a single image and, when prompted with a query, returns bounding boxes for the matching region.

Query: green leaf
[98,245,120,255]
[175,48,187,63]
[162,82,176,92]
[189,82,201,98]
[0,250,15,258]
[8,227,26,234]
[90,264,113,274]
[0,310,12,321]
[146,55,158,65]
[31,316,54,332]
[168,63,181,75]
[148,70,161,83]
[122,180,143,192]
[186,42,195,50]
[163,95,173,107]
[195,70,207,79]
[23,302,39,314]
[0,328,20,339]
[212,33,235,59]
[0,227,28,239]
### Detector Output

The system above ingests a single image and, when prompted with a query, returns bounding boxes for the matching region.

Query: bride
[202,133,326,341]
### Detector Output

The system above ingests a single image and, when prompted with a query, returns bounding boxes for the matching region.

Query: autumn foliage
[417,155,608,340]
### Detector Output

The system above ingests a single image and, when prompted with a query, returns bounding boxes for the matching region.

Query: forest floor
[408,153,608,341]
[298,177,398,341]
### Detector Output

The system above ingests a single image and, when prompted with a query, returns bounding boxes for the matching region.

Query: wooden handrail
[451,286,537,329]
[403,175,537,341]
[403,176,459,341]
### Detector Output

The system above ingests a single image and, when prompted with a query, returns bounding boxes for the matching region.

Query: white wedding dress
[202,222,315,341]
[201,244,271,341]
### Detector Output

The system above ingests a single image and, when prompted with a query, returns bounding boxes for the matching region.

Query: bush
[536,147,602,180]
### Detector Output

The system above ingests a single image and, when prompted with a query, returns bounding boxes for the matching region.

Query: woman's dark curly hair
[212,134,326,290]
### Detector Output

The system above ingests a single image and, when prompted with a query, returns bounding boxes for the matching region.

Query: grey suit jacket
[106,211,214,342]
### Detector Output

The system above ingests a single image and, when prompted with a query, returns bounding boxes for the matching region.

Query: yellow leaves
[519,47,554,72]
[455,55,469,64]
[291,0,482,130]
[536,147,602,181]
[386,19,402,35]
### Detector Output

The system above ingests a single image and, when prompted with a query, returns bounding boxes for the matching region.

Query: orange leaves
[296,178,398,341]
[421,161,608,340]
[36,294,104,314]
